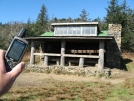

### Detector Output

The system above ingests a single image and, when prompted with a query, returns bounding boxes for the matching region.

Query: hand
[0,49,25,96]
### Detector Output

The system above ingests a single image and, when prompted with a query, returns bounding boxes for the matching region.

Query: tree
[79,9,90,22]
[105,0,134,52]
[93,17,107,30]
[121,8,134,51]
[25,18,35,37]
[35,4,49,36]
[0,22,2,25]
[52,17,58,23]
[67,17,72,22]
[105,0,122,24]
[0,21,25,49]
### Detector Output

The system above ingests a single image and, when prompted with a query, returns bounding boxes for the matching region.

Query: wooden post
[56,60,60,66]
[60,41,66,66]
[30,40,35,64]
[98,40,104,70]
[40,41,45,61]
[44,56,48,66]
[69,61,71,66]
[79,58,84,68]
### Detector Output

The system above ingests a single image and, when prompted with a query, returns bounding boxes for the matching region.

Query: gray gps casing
[4,28,28,72]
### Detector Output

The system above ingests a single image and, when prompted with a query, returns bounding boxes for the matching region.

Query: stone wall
[106,24,122,68]
[26,65,111,77]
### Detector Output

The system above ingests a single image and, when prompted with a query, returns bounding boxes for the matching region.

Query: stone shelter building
[26,22,122,70]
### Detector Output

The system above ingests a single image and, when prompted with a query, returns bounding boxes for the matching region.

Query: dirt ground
[12,68,134,88]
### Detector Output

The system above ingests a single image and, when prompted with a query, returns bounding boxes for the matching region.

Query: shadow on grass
[120,57,133,71]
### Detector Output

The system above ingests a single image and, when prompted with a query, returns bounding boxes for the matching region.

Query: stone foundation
[26,64,111,77]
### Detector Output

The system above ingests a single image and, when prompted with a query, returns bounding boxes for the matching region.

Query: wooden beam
[34,53,61,56]
[34,53,99,58]
[98,40,105,70]
[60,41,66,66]
[64,54,99,58]
[30,40,35,64]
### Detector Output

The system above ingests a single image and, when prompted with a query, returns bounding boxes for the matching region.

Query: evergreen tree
[105,0,121,24]
[25,18,35,37]
[0,22,2,25]
[35,4,49,36]
[79,9,90,22]
[105,0,134,52]
[93,17,107,30]
[67,17,72,22]
[52,17,58,23]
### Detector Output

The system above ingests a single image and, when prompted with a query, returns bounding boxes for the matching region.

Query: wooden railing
[33,53,99,67]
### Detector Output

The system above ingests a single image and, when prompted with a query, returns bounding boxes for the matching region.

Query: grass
[121,53,134,71]
[126,62,134,71]
[0,77,134,101]
[105,78,134,101]
[2,52,132,100]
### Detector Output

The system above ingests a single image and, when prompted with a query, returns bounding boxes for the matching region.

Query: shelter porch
[27,36,113,70]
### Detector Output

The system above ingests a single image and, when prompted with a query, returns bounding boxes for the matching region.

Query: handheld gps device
[4,28,28,72]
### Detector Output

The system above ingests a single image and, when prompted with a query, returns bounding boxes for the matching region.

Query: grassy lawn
[121,53,134,72]
[0,77,134,101]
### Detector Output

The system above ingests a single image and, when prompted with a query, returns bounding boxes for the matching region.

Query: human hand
[0,49,25,96]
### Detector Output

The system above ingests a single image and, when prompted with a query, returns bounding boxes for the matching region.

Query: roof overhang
[26,36,113,41]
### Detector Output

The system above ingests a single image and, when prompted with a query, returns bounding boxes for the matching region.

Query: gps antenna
[17,28,26,38]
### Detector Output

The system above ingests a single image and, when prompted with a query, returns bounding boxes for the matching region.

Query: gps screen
[7,39,26,61]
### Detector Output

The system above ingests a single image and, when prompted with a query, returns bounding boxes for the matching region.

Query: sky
[0,0,134,24]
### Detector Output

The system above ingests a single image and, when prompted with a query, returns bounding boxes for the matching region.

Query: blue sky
[0,0,134,24]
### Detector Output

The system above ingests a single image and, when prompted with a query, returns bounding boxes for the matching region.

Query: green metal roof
[40,32,54,36]
[40,31,108,37]
[98,31,108,36]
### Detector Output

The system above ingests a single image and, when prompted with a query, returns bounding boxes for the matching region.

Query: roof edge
[51,22,98,26]
[26,36,113,40]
